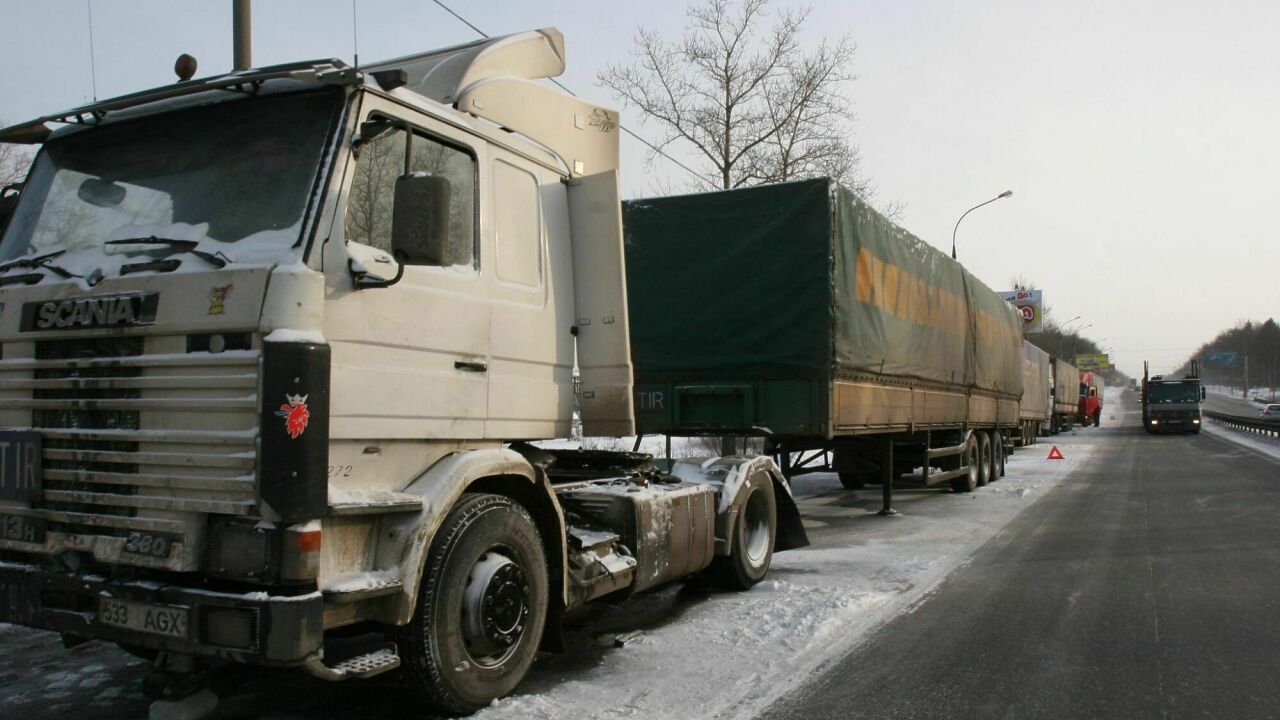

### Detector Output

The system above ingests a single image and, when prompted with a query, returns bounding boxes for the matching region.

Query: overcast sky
[2,0,1276,378]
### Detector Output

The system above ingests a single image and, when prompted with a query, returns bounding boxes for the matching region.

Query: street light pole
[951,190,1013,260]
[1070,324,1093,360]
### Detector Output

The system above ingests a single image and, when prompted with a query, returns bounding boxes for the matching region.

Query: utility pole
[233,0,252,70]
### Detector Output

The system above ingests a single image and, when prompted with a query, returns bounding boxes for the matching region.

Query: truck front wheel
[397,493,548,714]
[711,472,777,590]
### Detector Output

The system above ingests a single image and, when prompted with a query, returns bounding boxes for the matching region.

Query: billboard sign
[999,289,1043,334]
[1075,353,1111,371]
[1204,351,1242,366]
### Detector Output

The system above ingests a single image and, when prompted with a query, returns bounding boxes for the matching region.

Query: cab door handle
[454,360,488,373]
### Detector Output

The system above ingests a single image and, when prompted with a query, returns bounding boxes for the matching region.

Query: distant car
[1260,404,1280,419]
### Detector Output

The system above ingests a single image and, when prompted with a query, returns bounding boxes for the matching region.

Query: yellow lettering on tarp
[855,248,873,304]
[882,263,900,314]
[895,274,914,320]
[853,247,1014,342]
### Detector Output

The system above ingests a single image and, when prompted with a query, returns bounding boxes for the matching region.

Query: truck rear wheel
[976,432,992,487]
[949,434,979,493]
[710,472,777,590]
[396,493,548,714]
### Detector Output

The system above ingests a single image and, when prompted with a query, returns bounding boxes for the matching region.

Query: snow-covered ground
[478,430,1103,720]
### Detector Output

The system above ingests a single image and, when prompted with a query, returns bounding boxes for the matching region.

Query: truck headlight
[1150,419,1159,425]
[206,519,320,584]
[207,519,276,581]
[1192,419,1200,424]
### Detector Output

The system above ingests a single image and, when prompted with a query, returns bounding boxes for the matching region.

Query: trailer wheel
[993,431,1006,478]
[711,471,777,590]
[838,472,866,490]
[976,432,992,487]
[950,434,979,493]
[396,493,548,714]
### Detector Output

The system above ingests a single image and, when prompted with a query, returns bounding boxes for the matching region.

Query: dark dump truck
[623,178,1025,497]
[1142,360,1205,433]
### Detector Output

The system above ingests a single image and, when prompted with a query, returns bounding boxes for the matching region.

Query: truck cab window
[344,123,476,267]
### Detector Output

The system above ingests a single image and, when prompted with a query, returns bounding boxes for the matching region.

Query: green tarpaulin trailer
[623,178,1025,493]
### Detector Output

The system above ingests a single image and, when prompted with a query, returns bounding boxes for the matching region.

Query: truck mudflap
[668,455,809,553]
[0,560,322,665]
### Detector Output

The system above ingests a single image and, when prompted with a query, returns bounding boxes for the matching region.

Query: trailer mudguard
[668,456,809,555]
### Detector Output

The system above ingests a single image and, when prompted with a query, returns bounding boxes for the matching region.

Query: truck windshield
[0,89,340,277]
[1148,382,1200,403]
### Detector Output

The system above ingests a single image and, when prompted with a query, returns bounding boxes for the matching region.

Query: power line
[429,0,715,190]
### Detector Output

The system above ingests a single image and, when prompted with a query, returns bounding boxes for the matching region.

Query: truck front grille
[0,333,261,571]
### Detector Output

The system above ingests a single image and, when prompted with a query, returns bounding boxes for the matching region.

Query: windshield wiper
[105,237,229,269]
[0,249,83,280]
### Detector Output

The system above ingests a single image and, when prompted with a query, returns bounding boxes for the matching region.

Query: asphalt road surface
[760,391,1280,720]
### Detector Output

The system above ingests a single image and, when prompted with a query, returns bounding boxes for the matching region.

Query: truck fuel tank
[559,481,716,595]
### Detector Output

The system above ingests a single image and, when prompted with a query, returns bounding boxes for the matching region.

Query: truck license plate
[0,430,41,502]
[98,597,190,639]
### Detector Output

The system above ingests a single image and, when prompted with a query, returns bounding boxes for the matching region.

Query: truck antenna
[351,0,359,68]
[86,0,99,101]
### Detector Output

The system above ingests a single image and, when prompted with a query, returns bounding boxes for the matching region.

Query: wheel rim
[741,487,771,567]
[461,549,530,667]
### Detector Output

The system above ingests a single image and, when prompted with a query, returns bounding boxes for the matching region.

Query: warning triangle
[1047,446,1064,460]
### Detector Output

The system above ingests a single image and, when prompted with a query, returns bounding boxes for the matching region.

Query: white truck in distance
[0,29,807,714]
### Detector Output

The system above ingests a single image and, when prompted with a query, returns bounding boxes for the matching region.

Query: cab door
[484,150,574,439]
[322,97,491,441]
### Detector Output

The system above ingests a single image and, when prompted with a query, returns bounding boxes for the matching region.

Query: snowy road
[761,390,1280,720]
[1,418,1111,719]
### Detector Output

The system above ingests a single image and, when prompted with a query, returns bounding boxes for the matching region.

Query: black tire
[950,434,979,493]
[1094,411,1102,427]
[976,432,992,487]
[396,493,548,714]
[838,472,866,490]
[993,430,1006,478]
[710,471,777,590]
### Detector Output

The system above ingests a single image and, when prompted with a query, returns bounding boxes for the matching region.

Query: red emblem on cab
[276,394,310,439]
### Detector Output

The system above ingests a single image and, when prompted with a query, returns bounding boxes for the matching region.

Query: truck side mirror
[390,173,453,266]
[0,184,21,237]
[1201,387,1206,401]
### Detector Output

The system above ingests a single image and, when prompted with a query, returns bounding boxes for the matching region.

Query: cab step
[327,490,423,516]
[305,644,401,681]
[322,572,404,604]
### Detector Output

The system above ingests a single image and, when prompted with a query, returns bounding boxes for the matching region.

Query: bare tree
[601,0,879,203]
[0,141,35,188]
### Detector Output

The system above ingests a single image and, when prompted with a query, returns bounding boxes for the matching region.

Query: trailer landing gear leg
[878,440,898,517]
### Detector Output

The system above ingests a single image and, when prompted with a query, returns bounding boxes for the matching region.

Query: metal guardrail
[1204,410,1280,438]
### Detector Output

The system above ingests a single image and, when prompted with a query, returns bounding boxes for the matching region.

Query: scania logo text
[20,293,158,332]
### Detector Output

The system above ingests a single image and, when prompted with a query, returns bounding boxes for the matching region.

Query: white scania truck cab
[0,29,806,715]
